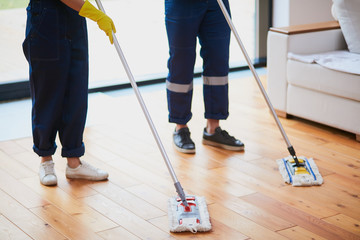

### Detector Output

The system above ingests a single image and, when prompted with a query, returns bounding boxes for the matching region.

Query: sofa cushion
[287,84,360,135]
[288,50,360,75]
[287,59,360,102]
[332,0,360,53]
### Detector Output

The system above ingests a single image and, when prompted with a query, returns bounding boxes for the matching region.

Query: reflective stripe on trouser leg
[166,45,196,124]
[203,76,229,119]
[200,0,231,120]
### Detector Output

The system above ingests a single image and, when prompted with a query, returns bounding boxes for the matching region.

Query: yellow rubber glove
[79,0,116,44]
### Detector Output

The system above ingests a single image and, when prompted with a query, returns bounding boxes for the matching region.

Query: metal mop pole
[216,0,301,167]
[94,0,189,205]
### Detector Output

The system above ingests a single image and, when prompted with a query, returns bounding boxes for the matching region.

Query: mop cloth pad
[168,195,211,233]
[277,156,323,186]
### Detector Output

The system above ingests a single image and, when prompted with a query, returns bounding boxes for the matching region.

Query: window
[0,0,270,101]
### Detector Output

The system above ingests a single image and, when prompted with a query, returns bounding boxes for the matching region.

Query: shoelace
[219,129,236,142]
[178,130,194,145]
[81,162,98,170]
[43,162,55,175]
[80,162,102,175]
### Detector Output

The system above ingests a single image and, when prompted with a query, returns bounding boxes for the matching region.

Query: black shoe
[202,127,244,151]
[173,127,196,154]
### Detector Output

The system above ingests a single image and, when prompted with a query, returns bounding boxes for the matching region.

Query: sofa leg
[356,134,360,142]
[275,109,289,118]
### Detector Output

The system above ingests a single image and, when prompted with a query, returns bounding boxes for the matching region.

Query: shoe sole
[39,176,57,186]
[173,143,196,154]
[202,139,244,151]
[40,181,57,186]
[65,175,108,181]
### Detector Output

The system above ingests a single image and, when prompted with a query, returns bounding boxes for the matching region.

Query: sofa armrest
[270,21,340,35]
[267,21,346,112]
[272,21,346,54]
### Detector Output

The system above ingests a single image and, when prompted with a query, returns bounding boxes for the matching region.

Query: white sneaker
[39,160,57,186]
[65,161,108,181]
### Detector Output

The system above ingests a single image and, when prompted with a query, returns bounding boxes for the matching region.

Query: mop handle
[94,0,188,198]
[217,0,293,150]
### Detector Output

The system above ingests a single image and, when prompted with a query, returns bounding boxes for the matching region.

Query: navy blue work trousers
[165,0,231,125]
[22,0,89,157]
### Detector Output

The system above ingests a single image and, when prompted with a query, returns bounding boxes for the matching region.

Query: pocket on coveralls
[28,7,60,61]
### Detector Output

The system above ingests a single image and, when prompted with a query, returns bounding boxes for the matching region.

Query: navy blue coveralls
[22,0,89,158]
[165,0,231,125]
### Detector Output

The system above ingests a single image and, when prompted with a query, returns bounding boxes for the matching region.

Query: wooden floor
[0,74,359,240]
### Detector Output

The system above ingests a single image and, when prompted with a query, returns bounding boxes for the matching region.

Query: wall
[273,0,334,27]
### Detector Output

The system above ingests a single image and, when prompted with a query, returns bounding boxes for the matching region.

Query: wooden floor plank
[0,215,32,240]
[324,174,360,194]
[222,197,295,231]
[0,150,35,179]
[291,143,360,181]
[97,226,141,240]
[321,142,360,160]
[277,226,328,240]
[0,189,65,240]
[21,176,117,233]
[82,194,171,239]
[30,204,103,240]
[148,215,249,240]
[280,182,360,220]
[9,150,42,173]
[125,184,173,212]
[55,174,100,199]
[210,167,338,219]
[288,119,358,147]
[84,153,141,189]
[89,181,165,220]
[0,141,27,155]
[208,203,288,240]
[106,158,178,197]
[129,151,257,200]
[323,214,360,236]
[242,192,359,240]
[0,168,47,209]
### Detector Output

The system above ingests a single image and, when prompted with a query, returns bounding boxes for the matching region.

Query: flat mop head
[168,195,211,233]
[277,156,323,186]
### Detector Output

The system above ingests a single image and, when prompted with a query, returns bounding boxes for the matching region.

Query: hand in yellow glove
[79,0,116,44]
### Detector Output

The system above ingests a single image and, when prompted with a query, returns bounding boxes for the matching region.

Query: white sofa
[267,21,360,141]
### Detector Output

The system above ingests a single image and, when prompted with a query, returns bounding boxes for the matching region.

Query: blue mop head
[168,195,211,233]
[277,156,323,186]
